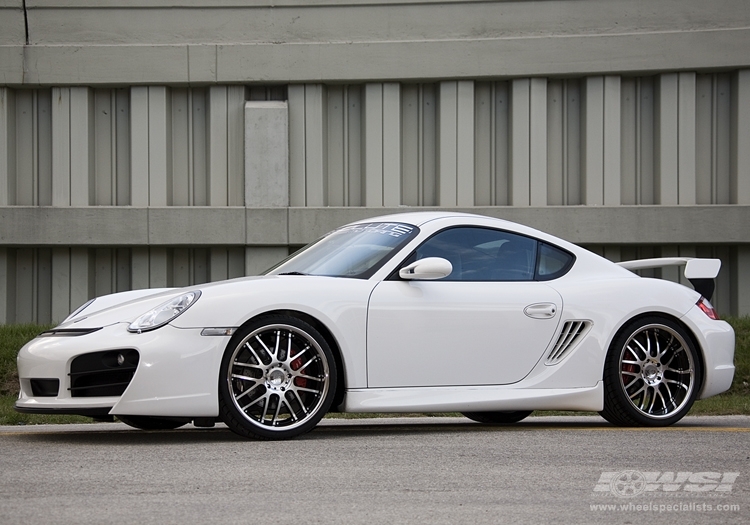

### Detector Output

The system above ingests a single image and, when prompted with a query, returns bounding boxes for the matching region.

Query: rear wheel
[219,315,337,440]
[600,316,702,427]
[117,415,187,430]
[462,411,533,424]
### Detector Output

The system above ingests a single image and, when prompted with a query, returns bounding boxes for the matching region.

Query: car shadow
[4,416,740,444]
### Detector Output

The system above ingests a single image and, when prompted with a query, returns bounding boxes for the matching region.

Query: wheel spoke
[240,391,266,412]
[234,360,262,370]
[291,345,312,362]
[628,341,647,360]
[284,334,293,363]
[271,394,284,426]
[243,342,265,367]
[290,390,308,415]
[296,355,318,373]
[293,385,322,395]
[656,334,673,359]
[628,383,648,400]
[622,374,640,389]
[665,378,689,391]
[647,389,658,413]
[638,387,650,411]
[273,330,281,359]
[231,372,258,382]
[259,395,271,422]
[294,372,324,382]
[253,336,273,362]
[655,388,670,411]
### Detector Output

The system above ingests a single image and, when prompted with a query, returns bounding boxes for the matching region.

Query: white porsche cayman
[16,212,735,439]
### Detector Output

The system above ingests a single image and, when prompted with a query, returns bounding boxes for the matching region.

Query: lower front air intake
[69,350,139,397]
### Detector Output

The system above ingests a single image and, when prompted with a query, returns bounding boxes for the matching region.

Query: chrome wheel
[601,317,701,426]
[219,316,336,440]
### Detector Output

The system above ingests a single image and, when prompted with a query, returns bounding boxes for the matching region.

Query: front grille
[30,379,60,397]
[69,350,139,397]
[545,321,591,365]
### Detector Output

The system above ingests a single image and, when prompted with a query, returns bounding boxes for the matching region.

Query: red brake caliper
[291,357,307,388]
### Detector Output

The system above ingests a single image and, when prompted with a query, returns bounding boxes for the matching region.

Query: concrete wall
[0,0,749,322]
[2,1,750,84]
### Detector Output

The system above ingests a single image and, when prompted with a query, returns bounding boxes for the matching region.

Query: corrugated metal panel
[547,79,582,206]
[401,83,437,206]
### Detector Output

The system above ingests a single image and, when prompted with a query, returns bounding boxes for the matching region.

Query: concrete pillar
[245,101,289,207]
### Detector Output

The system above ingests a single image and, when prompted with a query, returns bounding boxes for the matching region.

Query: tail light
[696,297,719,320]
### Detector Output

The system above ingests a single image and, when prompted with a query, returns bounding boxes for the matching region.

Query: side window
[536,242,575,280]
[414,227,537,281]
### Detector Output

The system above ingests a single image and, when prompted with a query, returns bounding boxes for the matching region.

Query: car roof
[351,211,510,228]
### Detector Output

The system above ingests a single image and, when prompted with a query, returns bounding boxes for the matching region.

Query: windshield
[266,222,419,279]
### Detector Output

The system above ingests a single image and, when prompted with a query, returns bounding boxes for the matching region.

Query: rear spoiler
[616,258,721,301]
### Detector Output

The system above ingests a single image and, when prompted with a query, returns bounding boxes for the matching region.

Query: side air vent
[545,321,591,365]
[69,350,139,397]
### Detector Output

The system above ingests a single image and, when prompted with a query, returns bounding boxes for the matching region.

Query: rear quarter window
[536,242,575,280]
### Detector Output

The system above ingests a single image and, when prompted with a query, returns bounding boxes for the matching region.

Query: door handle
[524,303,557,319]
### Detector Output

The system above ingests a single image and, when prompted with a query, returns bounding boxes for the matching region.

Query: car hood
[55,276,264,329]
[54,275,371,330]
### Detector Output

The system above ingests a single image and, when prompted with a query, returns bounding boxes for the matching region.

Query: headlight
[128,291,201,333]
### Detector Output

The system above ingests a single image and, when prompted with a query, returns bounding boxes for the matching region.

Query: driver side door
[366,226,563,388]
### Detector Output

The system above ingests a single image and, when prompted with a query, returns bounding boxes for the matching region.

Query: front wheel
[219,315,337,440]
[462,411,533,424]
[600,316,702,427]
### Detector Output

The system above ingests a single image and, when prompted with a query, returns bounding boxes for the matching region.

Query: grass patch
[1,318,749,425]
[0,324,53,397]
[0,324,90,425]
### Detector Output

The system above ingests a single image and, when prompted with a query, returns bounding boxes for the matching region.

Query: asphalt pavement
[1,415,748,524]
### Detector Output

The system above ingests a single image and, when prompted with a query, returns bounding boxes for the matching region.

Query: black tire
[462,411,533,424]
[117,415,187,430]
[599,316,702,427]
[219,315,337,440]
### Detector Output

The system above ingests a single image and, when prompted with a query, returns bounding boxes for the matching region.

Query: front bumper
[15,323,231,418]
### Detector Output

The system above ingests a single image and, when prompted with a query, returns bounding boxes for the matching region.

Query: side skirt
[342,382,603,413]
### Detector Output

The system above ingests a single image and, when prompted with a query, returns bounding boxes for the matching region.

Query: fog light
[117,353,125,366]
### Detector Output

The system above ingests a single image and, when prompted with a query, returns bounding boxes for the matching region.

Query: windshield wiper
[278,272,308,276]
